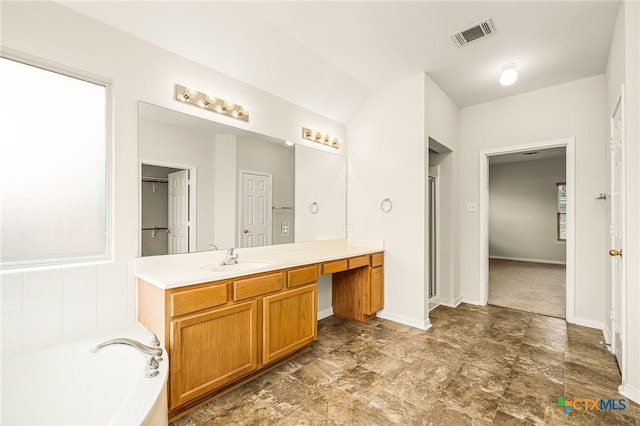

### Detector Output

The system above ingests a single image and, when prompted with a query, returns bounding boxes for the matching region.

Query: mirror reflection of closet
[141,164,188,257]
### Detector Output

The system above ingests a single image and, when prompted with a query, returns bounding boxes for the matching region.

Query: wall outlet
[466,202,478,212]
[280,221,289,236]
[347,223,353,231]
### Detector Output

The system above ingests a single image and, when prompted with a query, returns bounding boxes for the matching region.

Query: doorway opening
[140,162,196,257]
[486,146,567,318]
[480,138,575,322]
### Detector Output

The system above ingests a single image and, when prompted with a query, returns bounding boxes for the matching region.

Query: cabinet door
[263,284,317,364]
[367,266,384,315]
[169,301,258,410]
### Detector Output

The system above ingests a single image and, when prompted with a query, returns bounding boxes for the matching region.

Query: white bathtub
[1,325,168,425]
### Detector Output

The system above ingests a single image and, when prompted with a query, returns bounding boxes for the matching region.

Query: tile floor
[172,303,639,425]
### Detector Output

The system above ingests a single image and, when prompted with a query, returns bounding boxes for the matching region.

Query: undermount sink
[201,260,274,273]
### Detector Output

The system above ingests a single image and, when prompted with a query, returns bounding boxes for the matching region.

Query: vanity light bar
[174,84,249,122]
[302,127,340,149]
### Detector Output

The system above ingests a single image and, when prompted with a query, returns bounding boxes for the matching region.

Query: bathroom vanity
[135,239,384,420]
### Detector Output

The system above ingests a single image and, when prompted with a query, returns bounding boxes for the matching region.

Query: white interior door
[168,169,189,254]
[240,171,272,248]
[609,88,625,368]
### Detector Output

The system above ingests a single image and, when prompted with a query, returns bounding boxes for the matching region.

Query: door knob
[243,229,249,234]
[609,249,622,257]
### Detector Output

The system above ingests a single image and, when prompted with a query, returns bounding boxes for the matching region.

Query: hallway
[172,304,637,425]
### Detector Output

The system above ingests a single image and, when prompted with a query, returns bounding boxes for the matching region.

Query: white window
[0,57,109,268]
[556,182,567,241]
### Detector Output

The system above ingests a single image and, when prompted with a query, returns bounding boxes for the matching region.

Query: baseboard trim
[461,297,484,306]
[377,311,432,331]
[619,383,640,405]
[489,255,566,265]
[602,324,613,347]
[438,297,462,308]
[317,307,333,321]
[572,316,605,330]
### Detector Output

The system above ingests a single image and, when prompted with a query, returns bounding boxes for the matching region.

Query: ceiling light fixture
[175,84,249,122]
[302,127,340,149]
[499,64,518,86]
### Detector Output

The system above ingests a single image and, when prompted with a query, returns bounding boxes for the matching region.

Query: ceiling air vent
[451,18,496,47]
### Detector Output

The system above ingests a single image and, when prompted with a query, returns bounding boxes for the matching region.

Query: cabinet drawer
[170,282,228,317]
[322,259,348,274]
[371,252,384,268]
[233,272,284,301]
[287,265,318,288]
[348,255,370,269]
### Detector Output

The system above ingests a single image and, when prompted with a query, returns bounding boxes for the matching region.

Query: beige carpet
[488,259,566,319]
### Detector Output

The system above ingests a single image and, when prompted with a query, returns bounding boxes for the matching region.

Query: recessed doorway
[479,138,575,322]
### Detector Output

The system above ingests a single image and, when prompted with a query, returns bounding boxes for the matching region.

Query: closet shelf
[142,177,169,183]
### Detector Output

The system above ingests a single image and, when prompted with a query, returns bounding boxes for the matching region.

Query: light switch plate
[466,202,478,212]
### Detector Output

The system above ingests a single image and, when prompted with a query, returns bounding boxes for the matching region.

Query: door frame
[427,166,441,310]
[237,169,273,247]
[139,160,197,255]
[478,137,575,322]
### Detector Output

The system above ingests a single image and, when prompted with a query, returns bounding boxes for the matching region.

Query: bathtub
[1,325,168,425]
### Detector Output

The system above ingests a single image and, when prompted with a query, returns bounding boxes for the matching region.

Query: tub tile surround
[0,260,136,354]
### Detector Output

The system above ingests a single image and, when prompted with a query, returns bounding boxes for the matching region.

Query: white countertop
[135,239,384,289]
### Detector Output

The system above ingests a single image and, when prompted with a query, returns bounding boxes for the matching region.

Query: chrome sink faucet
[219,248,239,266]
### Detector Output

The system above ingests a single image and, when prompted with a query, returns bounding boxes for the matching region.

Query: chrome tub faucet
[90,338,163,378]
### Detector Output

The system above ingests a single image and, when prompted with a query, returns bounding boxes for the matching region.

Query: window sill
[555,240,567,245]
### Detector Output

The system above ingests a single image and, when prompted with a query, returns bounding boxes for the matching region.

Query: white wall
[139,118,216,253]
[0,1,346,353]
[348,73,428,329]
[459,75,607,326]
[424,75,460,310]
[489,157,566,263]
[295,145,347,317]
[213,135,237,249]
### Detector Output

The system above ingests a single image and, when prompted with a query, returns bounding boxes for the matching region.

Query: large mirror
[138,101,346,257]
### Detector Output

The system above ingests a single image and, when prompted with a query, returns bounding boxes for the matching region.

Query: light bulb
[197,95,215,108]
[184,87,198,98]
[499,65,518,86]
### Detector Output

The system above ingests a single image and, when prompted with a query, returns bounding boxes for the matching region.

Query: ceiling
[58,1,620,124]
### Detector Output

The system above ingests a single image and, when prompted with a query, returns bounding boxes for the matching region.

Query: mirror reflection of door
[240,170,272,247]
[168,169,190,254]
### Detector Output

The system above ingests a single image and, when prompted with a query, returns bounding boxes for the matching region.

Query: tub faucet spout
[90,338,163,357]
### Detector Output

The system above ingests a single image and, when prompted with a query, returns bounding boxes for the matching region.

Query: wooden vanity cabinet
[168,300,258,409]
[263,284,317,364]
[138,264,320,419]
[137,252,383,419]
[331,252,384,322]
